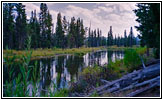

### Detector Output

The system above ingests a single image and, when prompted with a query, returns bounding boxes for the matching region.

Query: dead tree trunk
[84,63,160,97]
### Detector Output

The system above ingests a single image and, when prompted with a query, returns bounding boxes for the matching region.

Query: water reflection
[84,50,124,67]
[4,50,124,96]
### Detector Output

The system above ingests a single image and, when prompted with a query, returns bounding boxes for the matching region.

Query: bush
[124,49,141,72]
[107,59,126,80]
[81,65,103,80]
[135,47,147,55]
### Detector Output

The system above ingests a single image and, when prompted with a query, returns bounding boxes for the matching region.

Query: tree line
[3,3,139,50]
[107,26,137,47]
[3,3,86,49]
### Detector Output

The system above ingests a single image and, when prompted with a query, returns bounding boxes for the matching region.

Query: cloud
[98,6,114,13]
[23,3,40,18]
[23,3,139,37]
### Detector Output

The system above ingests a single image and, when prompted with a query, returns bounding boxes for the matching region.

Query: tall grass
[3,47,104,60]
[3,35,69,97]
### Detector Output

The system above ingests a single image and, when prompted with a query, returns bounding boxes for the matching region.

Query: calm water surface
[4,50,124,96]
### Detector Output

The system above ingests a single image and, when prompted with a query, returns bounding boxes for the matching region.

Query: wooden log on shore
[87,63,160,96]
[113,76,160,94]
[127,81,160,97]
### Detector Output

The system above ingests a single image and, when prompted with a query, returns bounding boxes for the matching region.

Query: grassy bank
[3,47,106,60]
[107,45,140,51]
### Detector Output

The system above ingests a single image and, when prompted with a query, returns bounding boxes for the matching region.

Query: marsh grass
[3,50,69,97]
[3,47,105,60]
[3,36,69,97]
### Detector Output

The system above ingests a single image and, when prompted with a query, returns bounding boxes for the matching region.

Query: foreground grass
[3,46,106,60]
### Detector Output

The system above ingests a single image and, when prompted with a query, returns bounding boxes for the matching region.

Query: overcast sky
[23,3,139,37]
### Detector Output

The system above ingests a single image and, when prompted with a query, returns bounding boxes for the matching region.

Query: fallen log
[100,79,111,84]
[87,63,160,96]
[94,69,141,93]
[113,76,160,94]
[127,81,160,97]
[98,83,120,95]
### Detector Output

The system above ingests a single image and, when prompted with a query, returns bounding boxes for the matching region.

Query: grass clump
[124,49,141,72]
[105,59,127,80]
[81,65,103,86]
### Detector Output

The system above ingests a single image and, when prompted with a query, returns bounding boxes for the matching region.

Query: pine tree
[129,27,134,47]
[134,3,160,58]
[46,11,53,48]
[3,3,15,49]
[62,16,68,48]
[124,30,127,47]
[117,34,120,47]
[97,28,100,47]
[110,26,113,46]
[107,31,110,46]
[107,26,113,46]
[79,19,85,47]
[114,35,117,46]
[93,29,97,47]
[39,3,48,48]
[55,13,64,48]
[68,17,76,48]
[75,18,80,48]
[99,30,102,46]
[91,30,94,47]
[39,3,53,48]
[28,10,40,49]
[88,27,91,47]
[15,3,27,49]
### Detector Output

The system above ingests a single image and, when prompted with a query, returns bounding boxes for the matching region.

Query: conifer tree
[129,27,134,47]
[134,3,160,58]
[62,16,68,48]
[29,10,40,49]
[46,11,53,48]
[55,13,64,48]
[3,3,15,49]
[79,19,85,47]
[15,3,27,49]
[68,17,76,48]
[39,3,53,48]
[107,26,113,46]
[124,30,127,47]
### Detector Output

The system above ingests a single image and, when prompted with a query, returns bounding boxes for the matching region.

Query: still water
[4,50,124,96]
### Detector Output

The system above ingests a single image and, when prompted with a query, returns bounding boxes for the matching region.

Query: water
[3,50,124,96]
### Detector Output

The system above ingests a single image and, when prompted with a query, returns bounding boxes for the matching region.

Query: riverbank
[69,47,160,97]
[107,45,140,51]
[3,46,159,97]
[3,46,141,60]
[3,47,106,60]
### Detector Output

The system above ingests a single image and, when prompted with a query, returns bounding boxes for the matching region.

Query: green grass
[107,45,140,51]
[3,47,105,60]
[3,49,69,97]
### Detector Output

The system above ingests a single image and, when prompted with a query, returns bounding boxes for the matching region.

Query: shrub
[81,65,102,79]
[135,47,147,55]
[107,59,126,80]
[124,49,141,72]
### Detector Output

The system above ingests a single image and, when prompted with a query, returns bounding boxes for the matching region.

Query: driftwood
[76,62,160,97]
[113,76,160,94]
[127,81,160,97]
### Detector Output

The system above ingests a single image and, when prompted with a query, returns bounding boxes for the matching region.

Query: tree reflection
[65,56,84,82]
